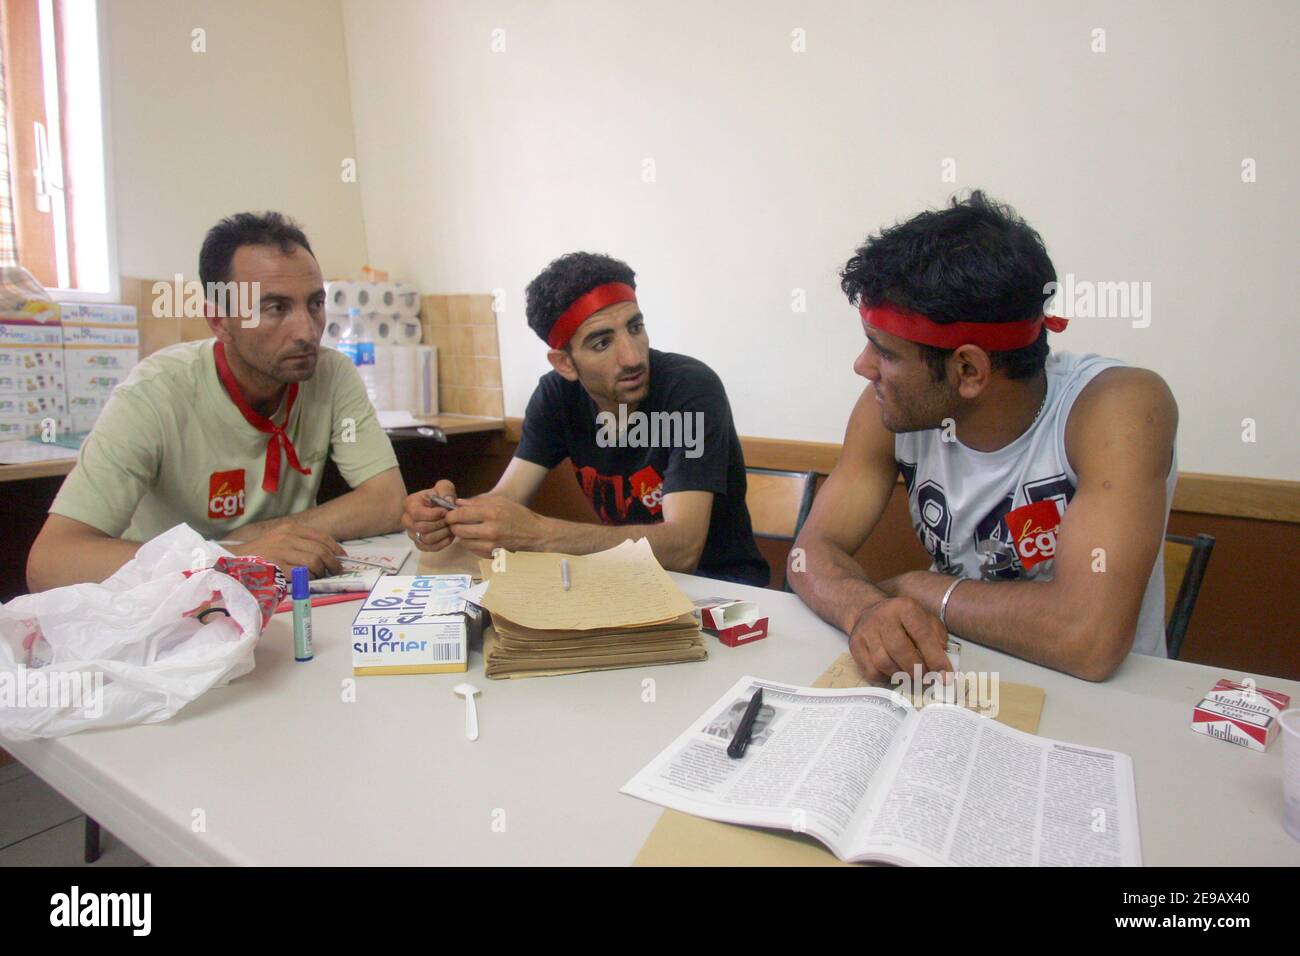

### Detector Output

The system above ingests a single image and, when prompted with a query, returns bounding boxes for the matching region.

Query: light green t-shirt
[51,338,399,541]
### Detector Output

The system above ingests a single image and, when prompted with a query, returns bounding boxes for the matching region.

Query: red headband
[860,301,1068,351]
[547,282,638,349]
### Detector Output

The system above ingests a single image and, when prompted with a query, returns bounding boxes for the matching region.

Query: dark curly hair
[199,211,314,292]
[840,190,1055,381]
[525,252,637,345]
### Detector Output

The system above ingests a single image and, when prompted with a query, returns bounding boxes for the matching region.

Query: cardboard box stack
[0,302,66,441]
[58,303,139,434]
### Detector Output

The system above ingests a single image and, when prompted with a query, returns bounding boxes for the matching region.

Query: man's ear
[204,300,231,343]
[547,347,580,382]
[951,344,993,399]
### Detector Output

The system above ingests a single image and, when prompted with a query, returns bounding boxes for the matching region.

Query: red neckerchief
[213,341,311,493]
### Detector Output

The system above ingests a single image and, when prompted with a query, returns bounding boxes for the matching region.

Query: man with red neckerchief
[401,251,769,586]
[792,192,1179,683]
[28,212,406,590]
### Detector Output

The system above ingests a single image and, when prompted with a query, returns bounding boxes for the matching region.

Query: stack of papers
[477,539,707,679]
[0,439,80,465]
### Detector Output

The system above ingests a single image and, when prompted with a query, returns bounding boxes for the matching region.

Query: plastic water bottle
[339,308,380,406]
[335,307,358,364]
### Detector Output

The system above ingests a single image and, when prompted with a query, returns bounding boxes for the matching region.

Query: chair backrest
[746,468,817,541]
[746,467,818,592]
[1163,533,1215,660]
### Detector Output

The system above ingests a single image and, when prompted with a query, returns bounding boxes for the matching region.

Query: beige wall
[104,0,368,283]
[340,0,1299,480]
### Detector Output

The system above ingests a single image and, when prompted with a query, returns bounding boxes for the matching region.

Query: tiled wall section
[121,277,210,358]
[421,294,503,418]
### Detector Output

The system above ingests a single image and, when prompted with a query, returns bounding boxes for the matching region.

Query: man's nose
[288,304,319,342]
[853,346,877,380]
[615,332,641,370]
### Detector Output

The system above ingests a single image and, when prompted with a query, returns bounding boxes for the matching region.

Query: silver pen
[338,556,393,572]
[560,558,571,591]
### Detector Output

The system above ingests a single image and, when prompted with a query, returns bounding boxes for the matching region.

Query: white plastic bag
[0,525,267,740]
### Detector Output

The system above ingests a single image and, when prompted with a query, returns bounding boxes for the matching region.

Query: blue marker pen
[291,566,314,662]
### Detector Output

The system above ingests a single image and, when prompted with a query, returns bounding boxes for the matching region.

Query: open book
[622,676,1141,866]
[309,537,413,593]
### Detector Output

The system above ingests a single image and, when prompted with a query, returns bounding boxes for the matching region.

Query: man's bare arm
[231,466,407,543]
[790,388,896,631]
[26,515,144,592]
[884,368,1178,681]
[26,505,354,591]
[791,387,951,679]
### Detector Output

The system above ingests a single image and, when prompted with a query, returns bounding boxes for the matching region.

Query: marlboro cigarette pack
[1205,679,1290,717]
[1190,680,1292,752]
[692,597,769,648]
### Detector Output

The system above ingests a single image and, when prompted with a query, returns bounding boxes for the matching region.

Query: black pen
[727,687,764,759]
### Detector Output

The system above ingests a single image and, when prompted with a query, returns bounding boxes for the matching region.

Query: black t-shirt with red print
[515,349,769,587]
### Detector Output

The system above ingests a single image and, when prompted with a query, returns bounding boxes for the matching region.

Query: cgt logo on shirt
[1005,499,1063,569]
[630,465,664,516]
[208,469,246,520]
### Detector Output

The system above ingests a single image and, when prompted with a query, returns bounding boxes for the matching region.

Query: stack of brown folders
[477,539,707,679]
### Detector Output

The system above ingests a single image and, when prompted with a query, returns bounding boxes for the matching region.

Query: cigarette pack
[62,325,139,348]
[0,348,62,371]
[0,321,63,347]
[67,367,128,395]
[57,303,137,326]
[0,416,68,439]
[1205,678,1290,717]
[1191,696,1280,752]
[693,597,769,647]
[0,394,67,417]
[0,369,66,396]
[63,347,137,373]
[351,574,482,675]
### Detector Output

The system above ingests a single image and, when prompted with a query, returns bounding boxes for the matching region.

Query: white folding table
[7,551,1299,865]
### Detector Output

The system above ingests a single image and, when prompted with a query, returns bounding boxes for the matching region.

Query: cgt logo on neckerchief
[630,464,664,516]
[208,469,246,520]
[1005,499,1063,569]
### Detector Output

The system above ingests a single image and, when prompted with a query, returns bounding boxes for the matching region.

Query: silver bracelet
[938,577,965,627]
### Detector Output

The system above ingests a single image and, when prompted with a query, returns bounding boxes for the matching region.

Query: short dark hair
[199,211,315,292]
[524,252,637,345]
[840,190,1055,381]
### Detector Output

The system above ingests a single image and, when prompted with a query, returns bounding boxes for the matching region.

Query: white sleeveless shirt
[894,352,1175,658]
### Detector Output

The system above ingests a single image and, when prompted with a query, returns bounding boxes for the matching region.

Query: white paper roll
[371,282,399,312]
[388,345,437,415]
[366,345,398,410]
[393,282,421,317]
[326,281,370,312]
[321,314,347,349]
[369,312,398,344]
[410,345,437,415]
[396,316,423,345]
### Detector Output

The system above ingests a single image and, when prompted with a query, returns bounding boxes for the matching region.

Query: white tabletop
[7,555,1299,866]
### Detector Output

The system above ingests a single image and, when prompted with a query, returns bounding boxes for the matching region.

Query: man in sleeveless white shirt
[792,192,1178,682]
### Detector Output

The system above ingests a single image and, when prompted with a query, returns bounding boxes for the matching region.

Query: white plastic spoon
[454,683,481,741]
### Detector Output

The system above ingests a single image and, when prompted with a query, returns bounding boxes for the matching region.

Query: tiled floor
[0,759,148,866]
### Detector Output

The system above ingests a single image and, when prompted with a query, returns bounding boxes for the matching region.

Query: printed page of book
[850,704,1141,866]
[310,536,414,593]
[621,676,919,862]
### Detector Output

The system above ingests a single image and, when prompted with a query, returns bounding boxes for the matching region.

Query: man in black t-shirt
[400,252,769,586]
